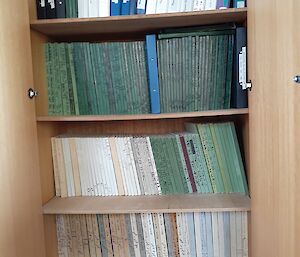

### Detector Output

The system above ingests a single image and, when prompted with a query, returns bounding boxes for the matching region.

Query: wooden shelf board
[43,193,251,214]
[30,8,247,37]
[37,108,248,122]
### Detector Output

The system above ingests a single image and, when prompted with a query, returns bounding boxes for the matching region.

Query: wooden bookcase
[28,6,251,257]
[3,1,299,257]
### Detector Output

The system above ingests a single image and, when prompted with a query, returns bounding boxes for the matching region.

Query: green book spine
[210,35,219,110]
[65,44,75,115]
[66,44,79,115]
[170,136,189,194]
[184,133,213,193]
[127,42,138,114]
[73,43,88,115]
[175,135,193,193]
[102,43,115,114]
[150,137,173,194]
[137,41,150,114]
[45,44,54,115]
[58,44,71,115]
[210,123,232,193]
[197,123,225,193]
[224,35,234,109]
[157,39,165,113]
[228,122,248,194]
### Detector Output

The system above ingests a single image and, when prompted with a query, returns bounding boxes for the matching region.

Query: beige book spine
[69,138,82,196]
[51,138,61,196]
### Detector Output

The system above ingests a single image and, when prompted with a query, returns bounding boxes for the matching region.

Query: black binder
[46,0,57,19]
[36,0,46,19]
[55,0,66,18]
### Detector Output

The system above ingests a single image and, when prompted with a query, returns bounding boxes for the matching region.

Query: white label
[239,46,248,90]
[50,0,55,9]
[40,0,45,7]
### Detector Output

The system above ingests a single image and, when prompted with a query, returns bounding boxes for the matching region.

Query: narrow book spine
[146,34,161,114]
[111,0,122,15]
[46,0,57,18]
[136,0,146,14]
[55,0,66,18]
[121,0,131,14]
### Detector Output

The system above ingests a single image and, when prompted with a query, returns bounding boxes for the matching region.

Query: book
[36,0,46,19]
[217,0,231,9]
[46,0,56,18]
[146,0,157,14]
[99,0,111,16]
[146,35,161,114]
[89,0,99,17]
[55,0,66,18]
[136,0,147,14]
[234,0,245,8]
[155,0,168,14]
[121,0,131,15]
[111,0,121,15]
[78,0,89,17]
[129,0,137,14]
[167,0,180,13]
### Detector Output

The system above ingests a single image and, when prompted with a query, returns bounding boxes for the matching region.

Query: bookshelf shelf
[30,8,247,37]
[36,108,249,122]
[42,193,251,214]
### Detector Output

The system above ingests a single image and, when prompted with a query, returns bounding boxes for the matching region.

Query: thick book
[55,0,66,18]
[36,0,46,19]
[88,0,99,17]
[111,0,122,15]
[78,0,89,17]
[146,35,161,114]
[46,0,56,18]
[121,0,131,14]
[231,27,248,108]
[146,0,157,14]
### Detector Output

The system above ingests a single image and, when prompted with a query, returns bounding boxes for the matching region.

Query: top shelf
[30,8,247,37]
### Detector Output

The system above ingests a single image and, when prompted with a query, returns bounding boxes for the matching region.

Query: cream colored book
[194,213,203,257]
[230,212,237,257]
[62,138,75,197]
[236,212,243,257]
[108,137,125,195]
[119,214,131,257]
[55,138,68,197]
[74,215,84,257]
[212,212,219,257]
[103,215,114,257]
[130,214,142,257]
[109,214,121,256]
[217,212,225,257]
[51,138,61,196]
[76,138,89,196]
[69,215,79,257]
[69,138,82,196]
[241,212,248,257]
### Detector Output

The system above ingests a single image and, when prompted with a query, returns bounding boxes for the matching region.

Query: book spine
[146,0,157,14]
[89,0,99,17]
[121,0,131,14]
[146,34,161,114]
[55,0,66,18]
[78,0,89,17]
[184,0,194,11]
[129,0,137,14]
[234,0,245,8]
[36,0,47,19]
[99,0,111,16]
[136,0,147,14]
[156,0,168,14]
[111,0,122,15]
[46,0,57,18]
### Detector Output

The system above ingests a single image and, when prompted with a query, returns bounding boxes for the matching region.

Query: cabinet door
[0,1,45,257]
[249,0,300,256]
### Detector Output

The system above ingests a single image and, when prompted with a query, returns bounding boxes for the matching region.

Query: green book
[209,123,232,193]
[224,35,234,109]
[198,123,225,193]
[150,136,174,194]
[169,136,189,194]
[45,44,55,115]
[65,44,76,115]
[184,133,213,193]
[73,43,89,115]
[53,43,63,115]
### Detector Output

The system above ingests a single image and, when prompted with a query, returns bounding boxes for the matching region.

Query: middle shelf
[43,193,251,214]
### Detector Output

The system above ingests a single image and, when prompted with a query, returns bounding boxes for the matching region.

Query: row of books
[37,0,246,19]
[56,212,248,257]
[45,25,247,115]
[51,122,248,197]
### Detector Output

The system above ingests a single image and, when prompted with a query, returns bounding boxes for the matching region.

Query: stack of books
[45,42,149,115]
[56,212,248,257]
[37,0,246,19]
[51,122,248,197]
[44,25,247,115]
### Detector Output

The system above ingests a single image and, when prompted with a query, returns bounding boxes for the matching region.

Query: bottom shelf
[43,193,251,214]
